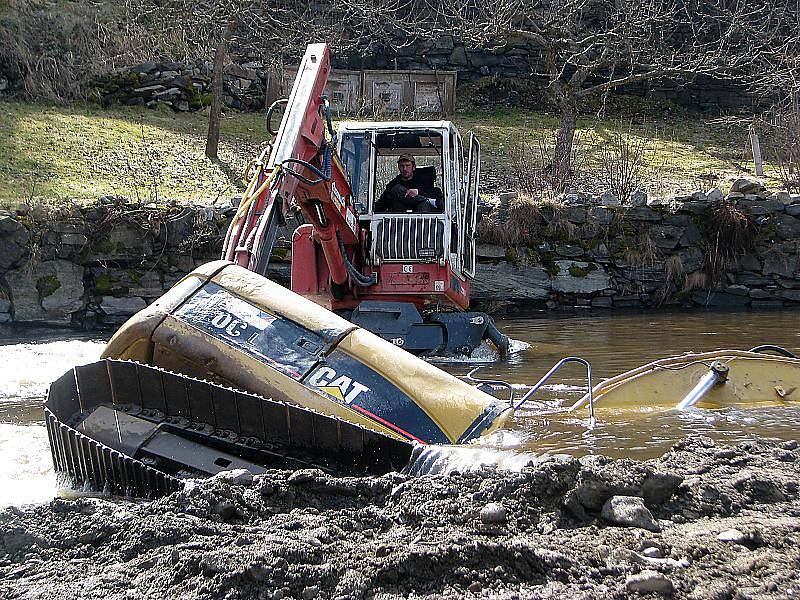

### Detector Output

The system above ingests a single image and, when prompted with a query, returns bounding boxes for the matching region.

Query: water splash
[0,338,106,402]
[428,337,530,365]
[0,424,58,507]
[405,441,543,476]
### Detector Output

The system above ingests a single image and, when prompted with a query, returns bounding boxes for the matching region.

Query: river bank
[1,436,798,599]
[1,180,800,327]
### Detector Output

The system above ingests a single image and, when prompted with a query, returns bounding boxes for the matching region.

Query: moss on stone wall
[94,273,118,294]
[36,275,61,299]
[568,264,597,278]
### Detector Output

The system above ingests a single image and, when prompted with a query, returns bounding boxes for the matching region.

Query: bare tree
[751,19,800,189]
[124,0,275,159]
[124,0,425,158]
[427,0,794,185]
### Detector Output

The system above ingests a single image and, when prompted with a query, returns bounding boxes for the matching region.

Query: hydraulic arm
[221,43,362,291]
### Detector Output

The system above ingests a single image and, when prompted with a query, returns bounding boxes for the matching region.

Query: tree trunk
[551,102,577,190]
[205,19,238,160]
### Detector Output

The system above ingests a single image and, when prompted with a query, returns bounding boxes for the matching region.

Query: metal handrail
[464,367,516,406]
[515,357,595,425]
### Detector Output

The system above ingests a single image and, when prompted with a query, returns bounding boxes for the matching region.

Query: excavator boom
[222,43,358,285]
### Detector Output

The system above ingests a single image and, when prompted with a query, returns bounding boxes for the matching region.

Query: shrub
[594,124,647,202]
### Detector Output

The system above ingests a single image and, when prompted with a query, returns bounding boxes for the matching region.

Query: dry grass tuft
[622,231,658,267]
[476,194,543,246]
[544,205,579,241]
[656,254,686,305]
[680,270,709,295]
[703,201,758,285]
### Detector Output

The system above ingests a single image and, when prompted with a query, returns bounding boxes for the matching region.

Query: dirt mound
[1,436,798,599]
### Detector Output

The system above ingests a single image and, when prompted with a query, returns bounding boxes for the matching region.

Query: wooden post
[205,18,239,160]
[749,126,764,177]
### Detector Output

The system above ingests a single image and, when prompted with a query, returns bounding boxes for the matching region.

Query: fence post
[749,125,764,177]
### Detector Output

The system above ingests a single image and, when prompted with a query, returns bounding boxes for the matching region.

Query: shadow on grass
[209,156,244,188]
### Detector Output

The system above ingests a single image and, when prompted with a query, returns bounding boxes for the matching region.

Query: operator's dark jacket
[375,171,442,213]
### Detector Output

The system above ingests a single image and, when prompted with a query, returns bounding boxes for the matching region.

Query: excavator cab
[325,121,502,357]
[338,121,480,284]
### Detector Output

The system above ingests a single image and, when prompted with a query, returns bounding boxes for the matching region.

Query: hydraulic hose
[266,98,288,135]
[336,232,376,287]
[748,344,798,358]
[280,97,336,186]
[280,143,333,186]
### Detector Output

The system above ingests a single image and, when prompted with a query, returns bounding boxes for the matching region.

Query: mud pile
[1,436,798,599]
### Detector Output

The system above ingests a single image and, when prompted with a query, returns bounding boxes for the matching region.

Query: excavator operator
[375,154,443,214]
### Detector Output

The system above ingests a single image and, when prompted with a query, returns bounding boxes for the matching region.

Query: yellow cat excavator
[45,44,517,496]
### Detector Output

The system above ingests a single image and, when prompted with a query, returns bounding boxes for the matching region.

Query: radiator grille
[374,217,445,262]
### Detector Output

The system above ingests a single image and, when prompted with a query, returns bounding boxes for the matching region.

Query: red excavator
[222,43,508,358]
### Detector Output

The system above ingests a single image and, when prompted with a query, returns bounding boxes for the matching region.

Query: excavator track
[45,359,414,498]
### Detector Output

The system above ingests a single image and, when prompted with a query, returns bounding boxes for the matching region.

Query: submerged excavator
[44,44,800,498]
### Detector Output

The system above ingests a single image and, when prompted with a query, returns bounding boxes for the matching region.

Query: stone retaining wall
[0,201,279,327]
[91,35,759,115]
[472,180,800,312]
[0,182,798,328]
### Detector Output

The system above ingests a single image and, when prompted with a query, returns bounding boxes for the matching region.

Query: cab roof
[337,120,456,131]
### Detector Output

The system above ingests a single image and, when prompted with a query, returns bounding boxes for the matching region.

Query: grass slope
[0,101,263,207]
[0,99,778,208]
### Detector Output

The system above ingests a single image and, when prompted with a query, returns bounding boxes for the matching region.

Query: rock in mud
[288,468,324,484]
[717,528,748,544]
[641,471,683,505]
[601,495,661,532]
[211,468,254,486]
[213,500,238,520]
[642,546,665,559]
[479,502,507,524]
[626,570,675,595]
[688,581,739,600]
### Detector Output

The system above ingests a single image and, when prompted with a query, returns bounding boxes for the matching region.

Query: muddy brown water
[1,309,798,506]
[450,309,800,461]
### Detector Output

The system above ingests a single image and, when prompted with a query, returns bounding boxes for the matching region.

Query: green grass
[0,99,784,209]
[0,101,264,207]
[455,106,782,196]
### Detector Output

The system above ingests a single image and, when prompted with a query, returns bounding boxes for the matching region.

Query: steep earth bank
[1,436,798,599]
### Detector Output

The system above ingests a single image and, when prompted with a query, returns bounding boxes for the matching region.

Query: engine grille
[374,216,445,262]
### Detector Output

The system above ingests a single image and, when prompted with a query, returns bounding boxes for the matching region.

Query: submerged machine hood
[103,261,513,445]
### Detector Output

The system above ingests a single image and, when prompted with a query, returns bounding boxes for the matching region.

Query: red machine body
[223,43,477,316]
[220,43,504,358]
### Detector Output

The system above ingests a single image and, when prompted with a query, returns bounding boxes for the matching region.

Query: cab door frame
[462,132,480,279]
